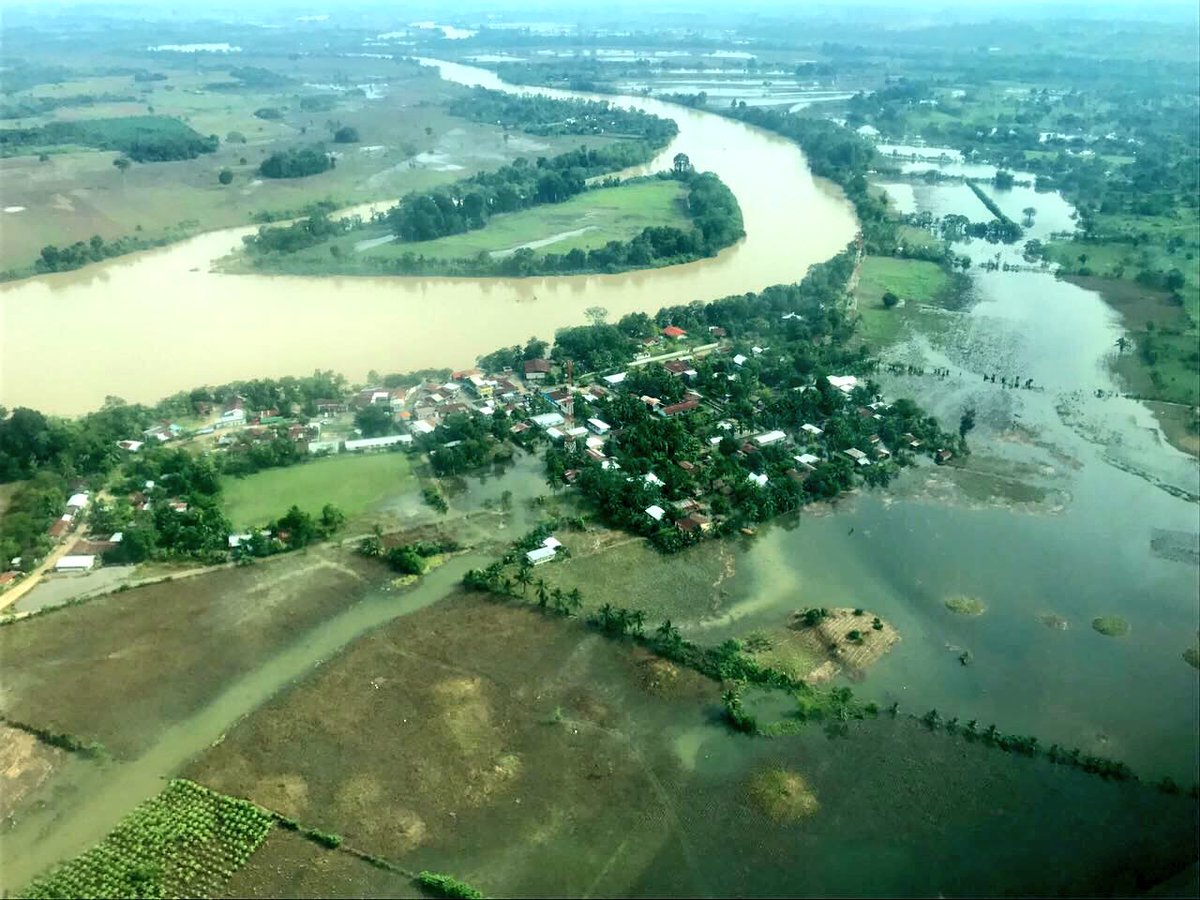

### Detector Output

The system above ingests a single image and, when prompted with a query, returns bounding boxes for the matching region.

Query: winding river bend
[0,59,855,416]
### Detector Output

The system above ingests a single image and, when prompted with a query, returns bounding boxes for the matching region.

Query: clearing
[853,256,960,348]
[221,452,416,529]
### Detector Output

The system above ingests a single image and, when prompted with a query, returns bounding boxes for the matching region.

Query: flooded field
[183,594,1194,897]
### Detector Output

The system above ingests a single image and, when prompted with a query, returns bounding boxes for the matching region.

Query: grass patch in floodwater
[1037,612,1070,631]
[1092,616,1130,637]
[1183,643,1199,670]
[537,527,735,625]
[0,548,376,758]
[221,452,415,528]
[944,595,986,616]
[746,768,819,823]
[853,255,964,348]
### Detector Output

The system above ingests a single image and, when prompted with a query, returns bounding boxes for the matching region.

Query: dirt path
[0,541,75,615]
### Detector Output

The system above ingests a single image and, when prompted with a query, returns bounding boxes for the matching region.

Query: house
[409,420,436,436]
[545,389,574,417]
[467,375,495,399]
[55,555,96,573]
[316,399,347,416]
[565,426,588,439]
[215,406,247,429]
[732,354,748,367]
[526,546,557,566]
[801,423,824,437]
[510,422,531,436]
[936,448,954,464]
[827,375,858,394]
[676,513,712,534]
[452,367,483,381]
[794,453,821,469]
[747,473,769,488]
[874,445,892,459]
[902,432,923,449]
[389,388,410,409]
[585,448,606,462]
[664,359,696,377]
[308,439,341,455]
[228,533,253,548]
[844,448,871,466]
[754,430,787,447]
[658,399,701,418]
[0,571,19,589]
[587,418,611,436]
[345,435,407,452]
[646,505,666,521]
[524,359,552,381]
[542,536,562,550]
[644,472,664,487]
[545,427,565,441]
[603,372,628,386]
[677,460,696,473]
[116,440,144,452]
[708,326,727,338]
[530,412,565,429]
[662,326,687,340]
[66,492,89,511]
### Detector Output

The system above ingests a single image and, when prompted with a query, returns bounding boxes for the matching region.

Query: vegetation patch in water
[747,768,819,823]
[1037,612,1070,630]
[944,595,986,616]
[1182,640,1199,670]
[1091,616,1130,637]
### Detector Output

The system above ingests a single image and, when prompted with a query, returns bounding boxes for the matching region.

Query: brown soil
[0,726,67,821]
[0,546,379,758]
[756,608,902,682]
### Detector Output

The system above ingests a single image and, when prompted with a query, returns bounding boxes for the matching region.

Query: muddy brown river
[0,59,855,416]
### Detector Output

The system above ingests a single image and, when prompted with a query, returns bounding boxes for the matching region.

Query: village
[1,310,960,605]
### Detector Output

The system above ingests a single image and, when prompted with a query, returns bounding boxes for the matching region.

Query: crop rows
[21,779,272,899]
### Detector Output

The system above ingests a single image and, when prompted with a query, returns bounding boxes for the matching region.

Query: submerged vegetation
[944,595,986,616]
[747,768,820,823]
[1092,616,1131,637]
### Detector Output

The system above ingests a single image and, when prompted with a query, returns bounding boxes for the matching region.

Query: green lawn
[221,452,414,529]
[356,178,689,262]
[854,256,955,348]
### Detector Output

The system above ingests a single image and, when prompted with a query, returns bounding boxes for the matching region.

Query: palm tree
[1115,335,1129,353]
[535,578,548,608]
[550,587,566,614]
[501,576,515,597]
[515,565,533,596]
[598,603,616,631]
[566,588,583,615]
[629,609,646,638]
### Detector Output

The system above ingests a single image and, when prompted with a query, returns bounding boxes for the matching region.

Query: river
[0,59,855,417]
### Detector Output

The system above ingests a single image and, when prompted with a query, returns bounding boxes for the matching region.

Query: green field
[854,256,957,348]
[271,177,691,272]
[222,453,414,528]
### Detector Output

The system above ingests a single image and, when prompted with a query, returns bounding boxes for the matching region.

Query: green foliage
[258,147,333,179]
[0,115,218,161]
[19,780,272,899]
[218,167,233,185]
[1,717,108,759]
[416,871,485,899]
[332,125,360,143]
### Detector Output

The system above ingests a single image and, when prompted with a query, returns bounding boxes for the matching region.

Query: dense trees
[332,125,359,143]
[0,115,218,161]
[258,147,333,179]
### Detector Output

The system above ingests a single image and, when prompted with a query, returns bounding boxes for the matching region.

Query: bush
[416,871,484,899]
[218,168,233,185]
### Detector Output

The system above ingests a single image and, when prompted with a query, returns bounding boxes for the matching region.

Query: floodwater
[707,175,1200,783]
[0,59,855,416]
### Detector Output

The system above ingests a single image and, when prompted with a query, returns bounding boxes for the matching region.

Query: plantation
[20,779,272,899]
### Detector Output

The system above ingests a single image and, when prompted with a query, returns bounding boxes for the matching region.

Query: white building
[801,423,824,436]
[602,372,627,386]
[55,555,96,572]
[530,412,565,429]
[747,473,769,488]
[345,435,406,452]
[66,493,89,511]
[827,375,858,394]
[645,505,666,521]
[587,418,611,435]
[526,546,557,566]
[754,430,787,447]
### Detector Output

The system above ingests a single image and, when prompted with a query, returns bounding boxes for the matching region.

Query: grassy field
[0,547,378,758]
[0,55,606,274]
[221,452,415,529]
[366,178,688,260]
[854,256,958,348]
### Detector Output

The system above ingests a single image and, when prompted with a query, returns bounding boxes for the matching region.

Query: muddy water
[0,59,855,416]
[706,176,1200,782]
